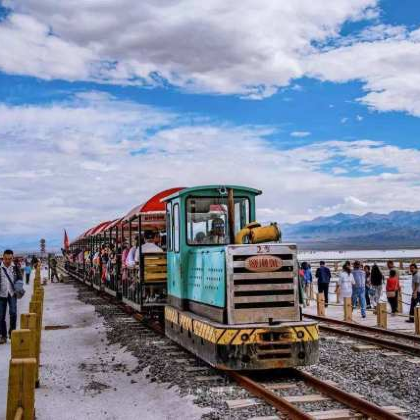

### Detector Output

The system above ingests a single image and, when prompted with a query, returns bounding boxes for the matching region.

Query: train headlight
[297,331,305,339]
[241,333,250,342]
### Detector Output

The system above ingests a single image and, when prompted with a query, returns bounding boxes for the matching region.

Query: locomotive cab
[163,185,319,370]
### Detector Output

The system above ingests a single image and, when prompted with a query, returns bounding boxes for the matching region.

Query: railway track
[304,313,420,356]
[229,369,405,419]
[61,268,407,419]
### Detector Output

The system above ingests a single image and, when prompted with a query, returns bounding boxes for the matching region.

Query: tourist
[370,263,384,309]
[0,250,19,344]
[50,257,60,283]
[387,260,399,279]
[301,262,312,306]
[352,261,367,318]
[315,261,331,307]
[338,261,355,303]
[24,261,32,285]
[386,269,400,314]
[407,263,420,323]
[364,264,372,309]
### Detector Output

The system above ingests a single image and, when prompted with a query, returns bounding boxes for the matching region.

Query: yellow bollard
[415,307,420,336]
[29,301,42,387]
[344,297,352,322]
[6,358,36,420]
[11,330,35,360]
[397,293,403,314]
[377,302,387,329]
[317,293,325,316]
[21,314,38,384]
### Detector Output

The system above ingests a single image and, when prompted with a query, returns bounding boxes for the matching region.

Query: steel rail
[304,313,420,343]
[228,371,315,420]
[292,369,405,420]
[319,324,420,356]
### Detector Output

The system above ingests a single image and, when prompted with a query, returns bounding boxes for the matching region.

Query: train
[66,185,319,370]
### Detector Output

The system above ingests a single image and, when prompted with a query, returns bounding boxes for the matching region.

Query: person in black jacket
[370,263,384,309]
[315,261,331,307]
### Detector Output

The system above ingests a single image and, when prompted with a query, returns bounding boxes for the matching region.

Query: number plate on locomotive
[244,255,283,272]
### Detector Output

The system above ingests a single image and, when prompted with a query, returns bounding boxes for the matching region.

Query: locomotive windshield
[186,197,249,245]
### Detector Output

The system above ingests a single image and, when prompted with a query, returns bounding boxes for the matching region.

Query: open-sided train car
[66,185,319,370]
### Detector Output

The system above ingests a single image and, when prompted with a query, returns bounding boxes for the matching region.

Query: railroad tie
[225,398,260,409]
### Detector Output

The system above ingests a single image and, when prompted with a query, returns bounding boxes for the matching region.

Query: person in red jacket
[386,269,400,314]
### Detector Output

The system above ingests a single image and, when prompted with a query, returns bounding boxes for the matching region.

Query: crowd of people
[66,230,165,303]
[299,259,420,322]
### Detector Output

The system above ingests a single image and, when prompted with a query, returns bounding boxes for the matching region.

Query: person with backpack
[0,249,24,344]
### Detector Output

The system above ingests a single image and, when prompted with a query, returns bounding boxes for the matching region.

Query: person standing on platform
[315,261,331,307]
[50,257,59,283]
[338,261,355,303]
[0,250,19,344]
[370,263,384,309]
[301,262,312,306]
[24,261,32,284]
[387,260,399,279]
[364,264,372,309]
[386,269,400,315]
[352,261,367,318]
[407,263,420,323]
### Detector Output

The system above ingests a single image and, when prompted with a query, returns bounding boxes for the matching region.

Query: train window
[173,203,180,253]
[186,197,249,245]
[166,203,172,251]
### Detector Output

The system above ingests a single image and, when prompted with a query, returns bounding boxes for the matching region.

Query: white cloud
[1,0,376,97]
[305,28,420,116]
[290,131,311,138]
[356,115,363,121]
[1,92,420,247]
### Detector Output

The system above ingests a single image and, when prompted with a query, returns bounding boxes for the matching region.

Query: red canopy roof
[122,187,185,221]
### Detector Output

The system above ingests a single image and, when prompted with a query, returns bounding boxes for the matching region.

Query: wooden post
[415,307,420,336]
[21,314,38,385]
[29,301,42,387]
[316,293,325,316]
[377,302,387,329]
[6,358,36,420]
[397,293,403,314]
[344,297,352,321]
[11,330,35,359]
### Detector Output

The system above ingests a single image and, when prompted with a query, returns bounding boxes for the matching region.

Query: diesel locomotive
[66,185,319,370]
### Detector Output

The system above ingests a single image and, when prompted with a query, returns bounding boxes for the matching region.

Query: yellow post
[11,330,35,359]
[317,293,325,316]
[29,301,42,387]
[334,261,338,271]
[399,260,404,270]
[20,314,38,384]
[32,288,44,314]
[344,297,352,321]
[397,293,403,314]
[6,358,36,420]
[415,307,420,335]
[377,302,387,329]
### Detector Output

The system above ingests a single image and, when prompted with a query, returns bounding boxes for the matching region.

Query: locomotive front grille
[226,245,299,324]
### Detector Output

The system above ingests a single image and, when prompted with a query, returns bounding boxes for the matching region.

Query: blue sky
[0,0,420,250]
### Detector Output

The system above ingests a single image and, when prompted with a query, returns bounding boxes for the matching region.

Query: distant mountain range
[282,210,420,250]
